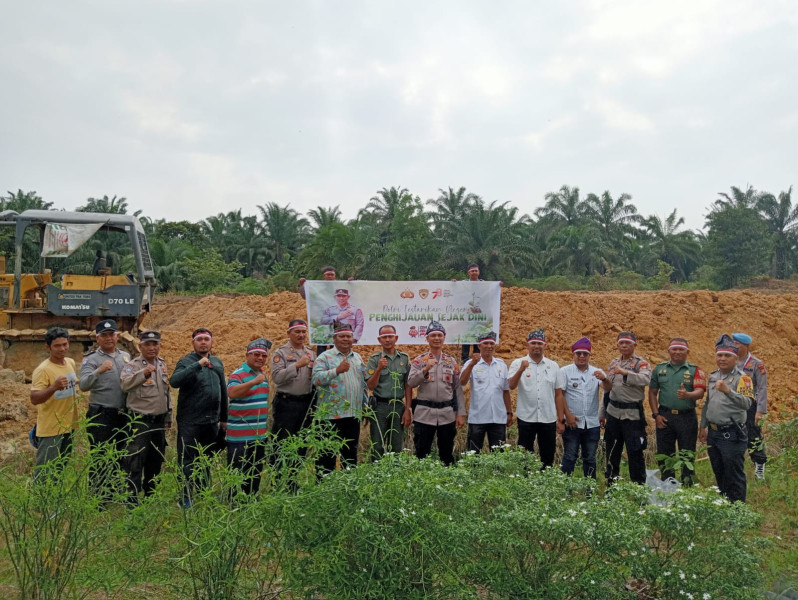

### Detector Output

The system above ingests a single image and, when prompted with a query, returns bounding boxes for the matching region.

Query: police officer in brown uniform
[732,333,768,480]
[408,321,466,465]
[120,330,171,505]
[271,319,317,442]
[600,331,651,484]
[699,334,755,502]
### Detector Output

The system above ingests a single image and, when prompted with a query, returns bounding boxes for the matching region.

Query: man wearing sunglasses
[170,328,228,508]
[557,337,605,479]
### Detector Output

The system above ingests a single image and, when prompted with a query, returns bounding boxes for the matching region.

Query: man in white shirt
[557,337,605,478]
[508,329,565,468]
[459,331,512,452]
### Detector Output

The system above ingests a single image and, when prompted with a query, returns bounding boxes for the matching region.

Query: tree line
[1,184,795,293]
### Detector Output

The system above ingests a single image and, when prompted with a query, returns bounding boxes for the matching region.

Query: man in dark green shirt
[648,338,707,485]
[365,325,411,458]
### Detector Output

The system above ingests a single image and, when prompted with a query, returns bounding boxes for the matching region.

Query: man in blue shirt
[557,337,605,478]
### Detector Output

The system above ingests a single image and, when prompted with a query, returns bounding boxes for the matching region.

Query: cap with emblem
[617,331,637,343]
[477,331,497,343]
[96,319,118,334]
[247,337,272,353]
[139,330,161,342]
[527,329,546,342]
[288,319,307,331]
[715,334,739,355]
[426,321,446,336]
[571,337,592,353]
[732,332,752,345]
[334,288,349,297]
[332,320,354,336]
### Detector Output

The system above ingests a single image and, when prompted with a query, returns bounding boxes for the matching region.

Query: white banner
[41,223,103,258]
[305,280,501,345]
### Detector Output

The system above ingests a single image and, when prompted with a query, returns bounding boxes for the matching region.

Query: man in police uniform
[647,338,707,485]
[120,330,171,505]
[460,331,512,453]
[321,288,364,342]
[408,321,466,465]
[732,332,768,480]
[699,334,755,502]
[272,319,317,442]
[600,331,651,484]
[80,319,131,499]
[365,324,412,457]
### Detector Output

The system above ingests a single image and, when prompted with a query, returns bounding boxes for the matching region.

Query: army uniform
[649,360,707,483]
[120,352,171,503]
[737,352,768,468]
[271,342,317,442]
[601,354,651,484]
[701,368,754,502]
[365,348,410,456]
[80,342,131,498]
[408,351,466,465]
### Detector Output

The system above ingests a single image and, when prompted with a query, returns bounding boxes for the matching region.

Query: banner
[41,223,103,258]
[305,280,500,345]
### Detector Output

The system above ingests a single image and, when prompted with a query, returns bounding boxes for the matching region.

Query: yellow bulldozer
[0,209,157,378]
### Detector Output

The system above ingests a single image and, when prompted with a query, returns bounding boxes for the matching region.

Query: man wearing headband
[733,333,768,480]
[699,334,754,502]
[272,319,317,447]
[460,331,512,453]
[298,265,338,300]
[170,328,228,508]
[312,320,368,473]
[226,338,272,495]
[408,321,466,466]
[321,288,364,342]
[365,325,412,457]
[648,338,707,485]
[558,337,605,479]
[599,331,651,485]
[508,329,565,469]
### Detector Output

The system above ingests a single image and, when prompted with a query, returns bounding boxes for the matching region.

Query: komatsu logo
[61,304,90,310]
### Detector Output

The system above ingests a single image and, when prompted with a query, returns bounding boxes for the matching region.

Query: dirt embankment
[3,289,797,455]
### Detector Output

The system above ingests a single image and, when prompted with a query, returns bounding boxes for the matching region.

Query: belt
[658,406,695,415]
[374,395,404,402]
[276,391,314,401]
[126,411,167,424]
[708,422,742,431]
[415,399,455,409]
[609,399,641,410]
[89,404,123,412]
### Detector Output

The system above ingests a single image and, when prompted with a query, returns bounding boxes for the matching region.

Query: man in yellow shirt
[30,327,79,479]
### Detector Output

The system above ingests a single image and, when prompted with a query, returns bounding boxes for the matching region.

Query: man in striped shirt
[226,338,272,495]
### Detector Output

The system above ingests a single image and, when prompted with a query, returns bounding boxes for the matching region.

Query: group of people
[29,302,768,506]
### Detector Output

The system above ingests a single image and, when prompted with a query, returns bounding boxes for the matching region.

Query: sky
[1,0,795,231]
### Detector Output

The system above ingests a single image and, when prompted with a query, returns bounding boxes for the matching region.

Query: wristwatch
[652,412,660,418]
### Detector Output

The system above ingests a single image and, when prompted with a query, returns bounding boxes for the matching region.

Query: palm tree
[712,185,761,212]
[77,195,128,214]
[1,189,53,212]
[257,202,310,268]
[534,185,585,232]
[583,191,642,244]
[360,186,423,248]
[544,224,609,277]
[426,186,480,235]
[642,210,702,281]
[757,186,798,278]
[307,205,343,230]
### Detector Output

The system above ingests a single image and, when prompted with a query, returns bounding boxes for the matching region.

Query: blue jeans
[561,426,600,478]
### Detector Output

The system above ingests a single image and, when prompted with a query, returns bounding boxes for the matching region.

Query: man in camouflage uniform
[120,330,171,505]
[407,321,466,466]
[647,338,707,485]
[732,332,768,480]
[80,319,131,500]
[600,331,651,484]
[700,334,755,502]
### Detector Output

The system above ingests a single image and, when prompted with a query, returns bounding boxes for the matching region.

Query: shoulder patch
[757,363,766,375]
[737,375,755,398]
[273,356,281,363]
[639,362,649,369]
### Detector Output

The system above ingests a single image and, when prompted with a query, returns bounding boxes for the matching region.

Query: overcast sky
[1,0,795,231]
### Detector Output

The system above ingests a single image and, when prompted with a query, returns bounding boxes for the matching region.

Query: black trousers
[177,422,219,503]
[707,425,748,502]
[272,394,315,442]
[227,441,267,495]
[413,421,457,466]
[467,423,507,453]
[86,404,128,500]
[745,403,767,465]
[654,410,698,484]
[604,414,647,484]
[517,419,557,468]
[318,417,361,474]
[123,416,167,504]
